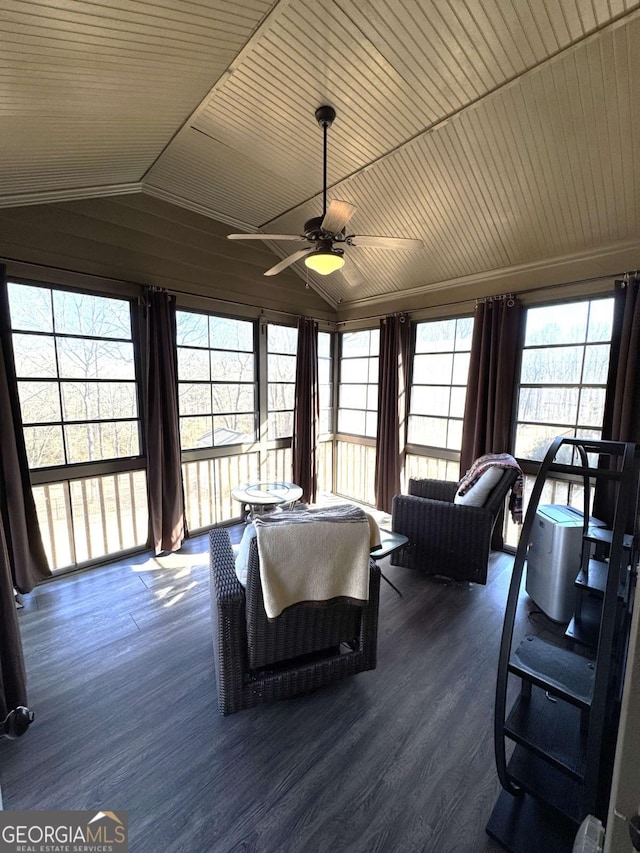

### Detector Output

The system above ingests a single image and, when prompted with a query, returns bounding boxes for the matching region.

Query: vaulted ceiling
[2,0,639,318]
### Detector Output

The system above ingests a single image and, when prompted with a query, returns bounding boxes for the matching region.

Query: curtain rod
[0,254,331,325]
[3,254,622,327]
[335,272,620,326]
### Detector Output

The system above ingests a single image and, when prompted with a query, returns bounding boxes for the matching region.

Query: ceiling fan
[227,105,424,276]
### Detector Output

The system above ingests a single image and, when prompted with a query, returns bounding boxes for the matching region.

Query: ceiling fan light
[304,249,345,275]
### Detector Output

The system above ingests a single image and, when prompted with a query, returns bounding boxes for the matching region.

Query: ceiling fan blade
[341,261,365,288]
[228,233,304,241]
[346,235,424,251]
[264,248,314,276]
[321,200,357,235]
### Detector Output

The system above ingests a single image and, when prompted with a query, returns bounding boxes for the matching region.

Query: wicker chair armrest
[209,528,245,605]
[408,478,458,502]
[209,528,249,714]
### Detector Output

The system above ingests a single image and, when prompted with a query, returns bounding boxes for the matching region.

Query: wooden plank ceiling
[1,0,639,316]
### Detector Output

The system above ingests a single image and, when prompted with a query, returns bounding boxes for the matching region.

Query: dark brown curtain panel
[460,297,522,548]
[0,507,27,721]
[375,315,411,513]
[144,289,186,554]
[292,317,319,503]
[593,277,640,530]
[0,270,50,594]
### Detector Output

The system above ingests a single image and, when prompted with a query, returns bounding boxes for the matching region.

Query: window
[337,329,379,437]
[318,331,333,435]
[9,283,140,468]
[176,311,256,450]
[267,323,297,440]
[8,282,147,571]
[514,299,614,464]
[408,317,473,451]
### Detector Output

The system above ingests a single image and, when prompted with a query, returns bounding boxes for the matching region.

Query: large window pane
[524,303,589,346]
[578,388,606,427]
[211,350,255,382]
[177,347,210,381]
[211,384,254,414]
[60,381,137,421]
[337,328,379,439]
[9,284,140,469]
[517,387,580,425]
[407,415,448,447]
[12,334,57,378]
[178,383,211,416]
[318,331,333,439]
[587,301,614,342]
[340,357,371,384]
[583,344,610,383]
[268,411,294,440]
[342,330,377,358]
[415,319,456,353]
[409,317,472,453]
[520,346,583,384]
[339,384,368,410]
[268,353,296,383]
[268,324,297,355]
[56,338,135,380]
[179,415,213,450]
[23,425,65,468]
[515,297,614,467]
[213,414,254,444]
[268,383,295,411]
[338,410,366,435]
[17,381,61,423]
[211,316,254,351]
[410,386,450,416]
[65,421,139,463]
[53,291,131,339]
[8,283,53,332]
[267,323,297,441]
[176,311,209,347]
[177,311,257,450]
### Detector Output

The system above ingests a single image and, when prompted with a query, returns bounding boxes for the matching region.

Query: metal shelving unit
[487,437,640,852]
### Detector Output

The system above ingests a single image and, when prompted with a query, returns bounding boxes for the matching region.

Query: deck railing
[33,470,149,571]
[34,442,578,572]
[334,439,376,506]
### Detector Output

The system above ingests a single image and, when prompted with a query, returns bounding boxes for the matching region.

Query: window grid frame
[9,283,142,470]
[408,316,473,453]
[337,328,380,440]
[176,309,257,451]
[514,297,614,463]
[266,322,298,442]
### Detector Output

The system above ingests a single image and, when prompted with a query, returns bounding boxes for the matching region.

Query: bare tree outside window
[408,317,473,451]
[176,310,256,449]
[515,299,614,464]
[318,331,333,435]
[9,284,140,468]
[7,281,147,572]
[337,329,380,438]
[267,323,297,441]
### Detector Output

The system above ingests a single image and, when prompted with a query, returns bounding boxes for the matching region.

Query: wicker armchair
[390,469,519,584]
[209,528,380,715]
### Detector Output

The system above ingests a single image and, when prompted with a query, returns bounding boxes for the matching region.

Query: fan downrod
[315,105,336,129]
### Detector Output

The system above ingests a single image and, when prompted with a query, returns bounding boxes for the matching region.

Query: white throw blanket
[254,505,371,619]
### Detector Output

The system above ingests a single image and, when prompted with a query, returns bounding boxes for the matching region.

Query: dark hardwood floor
[0,530,565,852]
